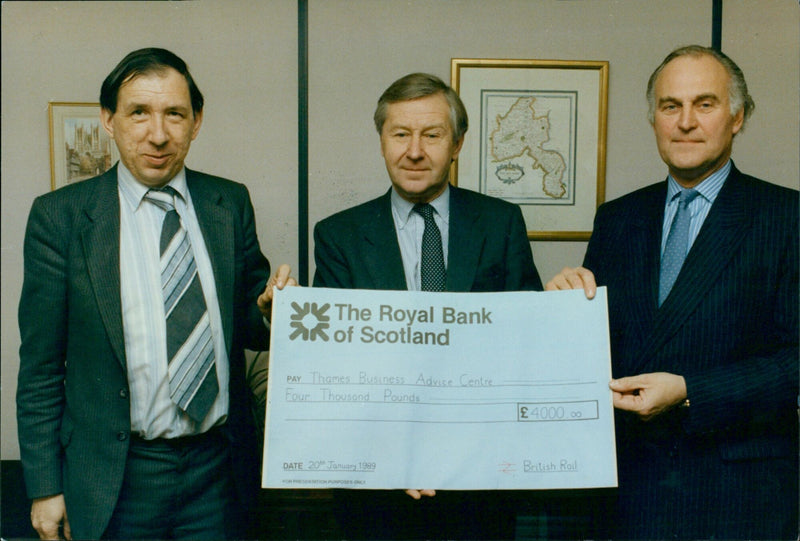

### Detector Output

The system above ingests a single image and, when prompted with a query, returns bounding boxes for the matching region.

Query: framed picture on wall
[450,59,608,241]
[49,102,118,191]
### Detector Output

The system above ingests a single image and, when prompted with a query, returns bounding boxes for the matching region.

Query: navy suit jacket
[16,166,269,539]
[313,185,542,291]
[312,185,540,539]
[583,164,798,538]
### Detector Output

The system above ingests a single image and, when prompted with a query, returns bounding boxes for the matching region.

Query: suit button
[117,431,128,441]
[119,389,128,399]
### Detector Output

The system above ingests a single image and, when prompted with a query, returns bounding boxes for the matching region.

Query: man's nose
[148,115,169,145]
[677,107,697,131]
[406,135,423,159]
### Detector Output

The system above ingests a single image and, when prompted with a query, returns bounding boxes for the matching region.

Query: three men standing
[18,44,797,541]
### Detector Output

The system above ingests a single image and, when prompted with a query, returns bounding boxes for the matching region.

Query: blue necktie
[413,203,446,292]
[144,188,218,422]
[659,189,700,306]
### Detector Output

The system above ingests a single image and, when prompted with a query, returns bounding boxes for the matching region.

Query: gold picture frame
[451,58,608,241]
[48,102,118,190]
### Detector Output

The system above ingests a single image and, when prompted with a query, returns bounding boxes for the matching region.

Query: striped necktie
[144,188,218,423]
[413,203,446,291]
[659,188,700,306]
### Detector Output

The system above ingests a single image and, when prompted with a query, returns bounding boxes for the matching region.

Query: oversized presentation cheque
[263,287,617,490]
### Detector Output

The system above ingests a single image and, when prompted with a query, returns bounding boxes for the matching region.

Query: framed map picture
[451,59,608,240]
[49,102,118,191]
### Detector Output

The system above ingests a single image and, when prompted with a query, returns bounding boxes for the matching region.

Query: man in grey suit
[313,73,542,539]
[548,45,798,538]
[17,48,294,540]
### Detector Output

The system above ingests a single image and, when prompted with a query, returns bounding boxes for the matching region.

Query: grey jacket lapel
[81,168,126,367]
[186,170,235,351]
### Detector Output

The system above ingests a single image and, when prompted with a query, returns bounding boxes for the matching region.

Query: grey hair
[646,45,754,128]
[374,73,468,142]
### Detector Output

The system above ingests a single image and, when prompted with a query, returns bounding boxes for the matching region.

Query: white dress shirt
[118,163,229,439]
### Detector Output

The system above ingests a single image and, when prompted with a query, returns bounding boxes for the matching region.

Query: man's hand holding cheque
[545,266,597,300]
[546,267,687,422]
[258,264,299,319]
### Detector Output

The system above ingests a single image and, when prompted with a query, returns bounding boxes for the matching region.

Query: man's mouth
[144,154,171,166]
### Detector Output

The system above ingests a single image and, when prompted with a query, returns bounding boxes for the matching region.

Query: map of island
[490,96,567,198]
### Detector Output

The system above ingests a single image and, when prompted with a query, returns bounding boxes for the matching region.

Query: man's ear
[100,108,115,138]
[191,109,204,141]
[451,136,465,161]
[731,107,744,136]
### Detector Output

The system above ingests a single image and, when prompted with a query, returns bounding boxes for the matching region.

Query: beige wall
[722,0,800,181]
[2,0,798,460]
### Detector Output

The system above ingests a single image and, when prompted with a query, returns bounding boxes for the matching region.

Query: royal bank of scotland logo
[289,302,330,341]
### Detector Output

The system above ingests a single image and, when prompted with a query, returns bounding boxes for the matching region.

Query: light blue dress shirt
[391,185,450,291]
[661,160,731,255]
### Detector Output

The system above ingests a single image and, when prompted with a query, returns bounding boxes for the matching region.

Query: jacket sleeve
[17,196,69,498]
[236,184,271,351]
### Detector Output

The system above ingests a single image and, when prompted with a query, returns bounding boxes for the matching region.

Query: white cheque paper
[263,287,617,490]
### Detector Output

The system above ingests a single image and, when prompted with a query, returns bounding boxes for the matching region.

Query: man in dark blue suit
[313,73,542,539]
[314,73,542,294]
[17,48,294,540]
[548,45,798,539]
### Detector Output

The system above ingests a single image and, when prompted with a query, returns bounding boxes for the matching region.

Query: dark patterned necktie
[144,188,218,422]
[413,203,446,291]
[659,188,700,306]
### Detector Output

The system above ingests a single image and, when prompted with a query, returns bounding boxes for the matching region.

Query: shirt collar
[666,159,731,205]
[391,184,451,229]
[117,162,189,210]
